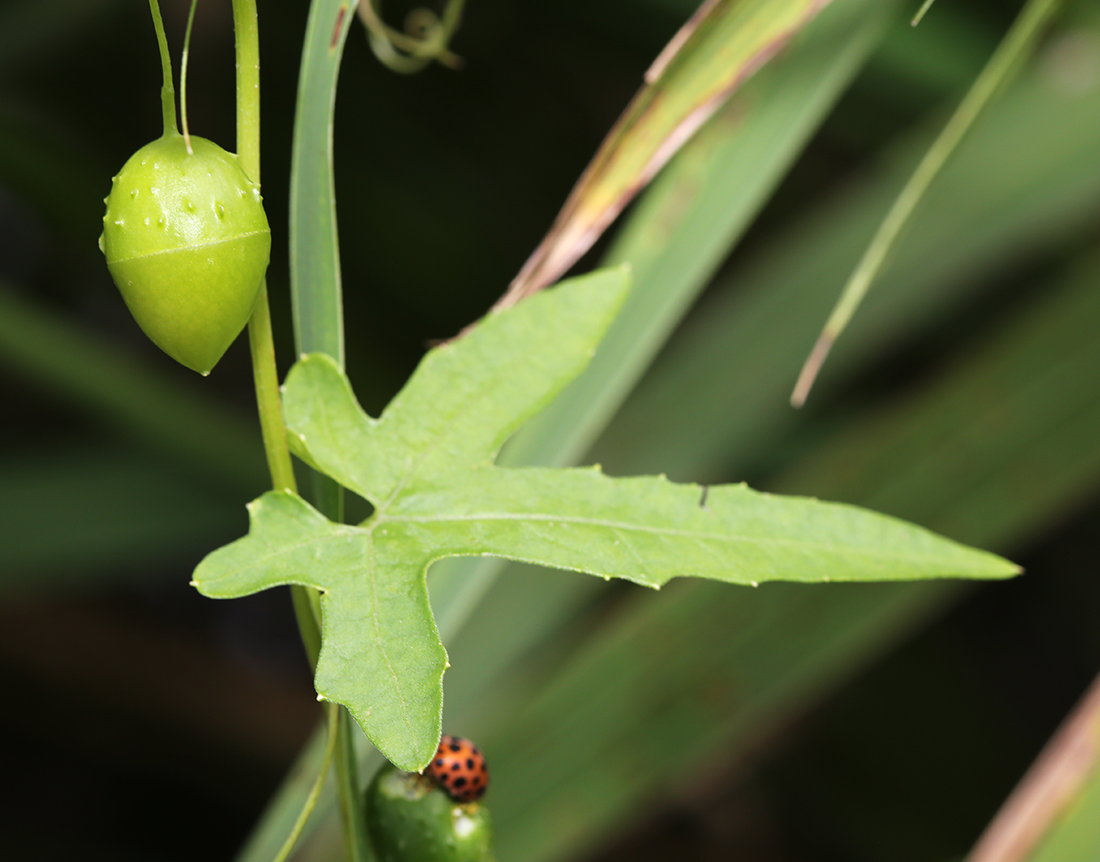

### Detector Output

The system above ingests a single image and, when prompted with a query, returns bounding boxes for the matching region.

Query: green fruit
[366,763,495,862]
[100,131,271,375]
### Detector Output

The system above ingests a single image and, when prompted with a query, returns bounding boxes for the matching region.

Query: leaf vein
[377,383,485,516]
[386,511,949,564]
[203,528,358,588]
[365,539,416,739]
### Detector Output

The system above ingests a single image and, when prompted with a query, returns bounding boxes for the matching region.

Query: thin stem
[911,0,937,26]
[335,707,371,862]
[233,0,325,665]
[231,0,261,181]
[272,702,342,862]
[180,0,199,153]
[228,3,291,501]
[229,7,361,862]
[147,0,178,136]
[246,288,296,495]
[790,0,1063,407]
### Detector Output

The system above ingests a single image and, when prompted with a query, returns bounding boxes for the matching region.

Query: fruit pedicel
[100,0,270,375]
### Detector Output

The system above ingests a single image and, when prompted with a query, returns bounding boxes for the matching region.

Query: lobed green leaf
[194,266,1016,771]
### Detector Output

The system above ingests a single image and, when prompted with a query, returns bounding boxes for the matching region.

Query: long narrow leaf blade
[290,0,358,364]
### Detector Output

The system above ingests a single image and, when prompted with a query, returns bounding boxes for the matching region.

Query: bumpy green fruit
[366,763,495,862]
[100,132,271,375]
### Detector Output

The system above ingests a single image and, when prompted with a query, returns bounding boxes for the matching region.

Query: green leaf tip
[192,266,1017,771]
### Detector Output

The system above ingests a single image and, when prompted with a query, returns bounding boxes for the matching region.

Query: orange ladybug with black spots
[426,734,489,802]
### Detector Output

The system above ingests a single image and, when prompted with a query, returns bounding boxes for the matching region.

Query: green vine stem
[230,2,364,860]
[228,0,322,642]
[230,0,293,492]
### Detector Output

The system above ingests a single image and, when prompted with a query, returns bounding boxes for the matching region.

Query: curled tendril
[357,0,466,74]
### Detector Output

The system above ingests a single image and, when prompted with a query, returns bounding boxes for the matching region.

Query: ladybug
[426,735,489,802]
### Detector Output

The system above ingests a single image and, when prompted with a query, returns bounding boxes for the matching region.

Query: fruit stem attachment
[180,0,199,154]
[147,0,179,137]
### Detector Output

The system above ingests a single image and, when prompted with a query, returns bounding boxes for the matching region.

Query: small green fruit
[100,132,271,375]
[366,763,495,862]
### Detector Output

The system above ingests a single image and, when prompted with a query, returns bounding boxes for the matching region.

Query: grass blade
[290,0,358,366]
[504,0,897,470]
